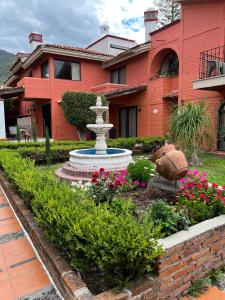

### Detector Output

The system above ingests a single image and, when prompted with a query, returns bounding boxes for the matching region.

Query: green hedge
[1,137,164,162]
[0,150,163,289]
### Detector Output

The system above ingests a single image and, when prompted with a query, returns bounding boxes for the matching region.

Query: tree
[61,92,108,140]
[168,102,212,166]
[45,127,51,166]
[154,0,181,27]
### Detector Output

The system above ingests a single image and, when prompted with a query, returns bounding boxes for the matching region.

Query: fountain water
[56,96,133,183]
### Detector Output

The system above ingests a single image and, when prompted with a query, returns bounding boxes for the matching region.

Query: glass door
[119,107,137,138]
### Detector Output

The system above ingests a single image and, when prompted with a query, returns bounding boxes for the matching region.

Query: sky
[0,0,154,54]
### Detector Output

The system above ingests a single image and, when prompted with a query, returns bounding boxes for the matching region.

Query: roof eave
[22,45,112,69]
[102,42,150,69]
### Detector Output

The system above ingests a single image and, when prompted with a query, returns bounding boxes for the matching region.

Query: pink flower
[180,178,186,183]
[133,180,140,186]
[140,182,147,188]
[202,172,207,177]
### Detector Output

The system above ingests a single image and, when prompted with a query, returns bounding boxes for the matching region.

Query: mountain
[0,49,16,85]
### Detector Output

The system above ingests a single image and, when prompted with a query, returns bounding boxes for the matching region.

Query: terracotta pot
[150,144,176,163]
[155,150,188,181]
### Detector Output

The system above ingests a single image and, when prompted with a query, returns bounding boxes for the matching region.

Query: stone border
[1,169,225,300]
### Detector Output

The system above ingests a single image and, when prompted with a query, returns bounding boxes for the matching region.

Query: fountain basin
[56,148,133,184]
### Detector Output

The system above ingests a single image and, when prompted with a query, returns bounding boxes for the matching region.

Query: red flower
[99,168,105,173]
[91,177,98,183]
[200,194,206,199]
[197,184,202,189]
[212,183,219,188]
[114,180,120,188]
[92,171,99,178]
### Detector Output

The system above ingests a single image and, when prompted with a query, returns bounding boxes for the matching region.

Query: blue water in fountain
[76,148,125,155]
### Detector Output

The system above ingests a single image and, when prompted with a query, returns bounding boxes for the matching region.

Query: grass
[37,152,225,186]
[190,153,225,186]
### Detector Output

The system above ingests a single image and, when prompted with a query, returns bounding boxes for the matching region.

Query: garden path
[0,187,60,300]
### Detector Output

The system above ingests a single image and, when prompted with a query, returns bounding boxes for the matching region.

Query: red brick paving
[183,286,225,299]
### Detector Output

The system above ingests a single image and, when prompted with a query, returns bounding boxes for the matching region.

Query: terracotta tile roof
[103,84,147,99]
[43,44,114,57]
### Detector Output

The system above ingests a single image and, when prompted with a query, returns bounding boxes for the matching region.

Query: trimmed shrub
[0,137,164,163]
[0,150,163,289]
[61,92,108,139]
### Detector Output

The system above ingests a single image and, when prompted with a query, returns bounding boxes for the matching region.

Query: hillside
[0,49,16,85]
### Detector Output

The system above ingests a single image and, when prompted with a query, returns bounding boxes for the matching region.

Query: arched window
[160,52,179,76]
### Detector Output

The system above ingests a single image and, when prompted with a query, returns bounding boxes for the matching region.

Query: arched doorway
[218,103,225,151]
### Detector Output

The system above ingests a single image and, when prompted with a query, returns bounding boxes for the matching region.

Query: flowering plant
[177,170,225,224]
[89,168,131,204]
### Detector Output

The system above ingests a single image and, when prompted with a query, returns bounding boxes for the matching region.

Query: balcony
[17,77,51,99]
[193,46,225,90]
[91,83,129,94]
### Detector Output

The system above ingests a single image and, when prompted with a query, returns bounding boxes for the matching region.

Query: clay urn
[150,144,176,163]
[155,149,188,181]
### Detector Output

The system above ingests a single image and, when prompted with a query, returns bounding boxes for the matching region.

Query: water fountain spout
[87,96,113,155]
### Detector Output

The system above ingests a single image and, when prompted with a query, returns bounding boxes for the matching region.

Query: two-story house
[1,0,225,152]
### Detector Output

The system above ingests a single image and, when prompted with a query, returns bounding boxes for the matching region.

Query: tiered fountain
[56,96,133,183]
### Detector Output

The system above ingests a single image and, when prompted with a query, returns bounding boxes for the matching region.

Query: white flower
[144,167,148,170]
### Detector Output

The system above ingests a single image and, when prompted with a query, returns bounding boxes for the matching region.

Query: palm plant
[168,102,212,166]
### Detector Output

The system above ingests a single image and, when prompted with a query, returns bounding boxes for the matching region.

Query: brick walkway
[0,187,60,300]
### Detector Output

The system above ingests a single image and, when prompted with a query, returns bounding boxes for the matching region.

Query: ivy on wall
[61,91,108,139]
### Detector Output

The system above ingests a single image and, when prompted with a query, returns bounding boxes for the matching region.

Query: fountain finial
[96,96,102,106]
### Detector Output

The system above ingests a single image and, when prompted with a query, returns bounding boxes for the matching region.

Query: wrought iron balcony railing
[199,46,225,79]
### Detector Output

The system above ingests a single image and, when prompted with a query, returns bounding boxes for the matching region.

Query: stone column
[0,100,6,139]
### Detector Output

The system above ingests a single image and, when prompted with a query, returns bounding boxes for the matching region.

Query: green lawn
[190,153,225,186]
[38,153,225,186]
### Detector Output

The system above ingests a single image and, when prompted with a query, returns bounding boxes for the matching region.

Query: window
[41,61,49,78]
[111,67,126,84]
[160,52,179,76]
[54,60,80,80]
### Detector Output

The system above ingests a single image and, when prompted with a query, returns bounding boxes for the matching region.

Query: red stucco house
[1,0,225,151]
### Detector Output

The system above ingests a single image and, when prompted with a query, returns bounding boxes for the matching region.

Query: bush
[178,170,225,224]
[0,150,163,289]
[148,200,190,237]
[61,92,108,138]
[127,159,155,186]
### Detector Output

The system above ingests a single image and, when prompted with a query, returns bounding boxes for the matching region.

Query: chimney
[144,8,158,42]
[29,33,43,51]
[100,24,110,35]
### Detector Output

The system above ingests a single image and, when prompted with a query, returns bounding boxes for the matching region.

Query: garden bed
[1,170,225,299]
[0,148,225,299]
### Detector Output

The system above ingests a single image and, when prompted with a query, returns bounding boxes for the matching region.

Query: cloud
[0,0,154,54]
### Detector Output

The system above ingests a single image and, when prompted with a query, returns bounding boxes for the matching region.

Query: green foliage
[110,198,136,216]
[127,159,155,184]
[148,200,190,237]
[31,120,37,142]
[45,127,51,165]
[209,269,225,287]
[188,278,211,297]
[0,150,163,288]
[0,136,164,163]
[61,92,108,137]
[154,0,180,27]
[16,125,21,142]
[169,102,211,161]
